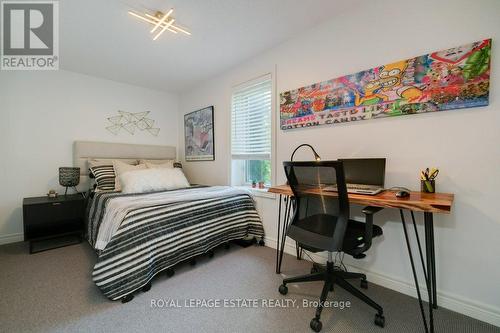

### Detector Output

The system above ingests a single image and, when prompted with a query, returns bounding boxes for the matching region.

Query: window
[231,75,272,187]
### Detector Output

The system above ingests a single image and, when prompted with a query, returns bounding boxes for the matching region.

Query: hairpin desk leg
[400,209,429,333]
[425,212,438,309]
[276,194,282,274]
[277,196,291,273]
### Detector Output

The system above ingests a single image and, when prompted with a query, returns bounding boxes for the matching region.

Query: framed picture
[184,106,215,161]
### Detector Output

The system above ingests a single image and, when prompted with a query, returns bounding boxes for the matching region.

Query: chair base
[311,262,369,289]
[279,261,384,331]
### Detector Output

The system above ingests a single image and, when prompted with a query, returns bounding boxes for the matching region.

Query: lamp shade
[59,167,80,187]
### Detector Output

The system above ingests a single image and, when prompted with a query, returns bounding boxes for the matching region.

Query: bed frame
[73,140,177,187]
[75,140,264,304]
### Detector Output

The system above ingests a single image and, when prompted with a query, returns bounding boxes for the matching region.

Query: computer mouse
[396,190,410,198]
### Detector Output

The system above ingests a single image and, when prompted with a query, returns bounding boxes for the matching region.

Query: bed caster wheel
[374,313,385,328]
[208,250,214,258]
[142,282,152,292]
[278,284,288,295]
[166,268,175,277]
[361,278,368,289]
[224,243,230,250]
[190,259,197,266]
[310,318,322,332]
[258,239,265,246]
[121,294,134,303]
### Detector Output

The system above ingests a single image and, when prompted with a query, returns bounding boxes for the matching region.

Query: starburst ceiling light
[128,8,191,40]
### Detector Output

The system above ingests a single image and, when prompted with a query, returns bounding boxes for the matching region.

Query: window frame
[230,73,275,189]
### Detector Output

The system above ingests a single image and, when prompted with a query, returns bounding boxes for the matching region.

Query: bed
[74,141,265,301]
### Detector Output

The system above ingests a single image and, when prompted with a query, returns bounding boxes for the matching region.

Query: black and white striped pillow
[89,165,116,191]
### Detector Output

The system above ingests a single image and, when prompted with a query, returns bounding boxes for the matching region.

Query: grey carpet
[0,242,498,333]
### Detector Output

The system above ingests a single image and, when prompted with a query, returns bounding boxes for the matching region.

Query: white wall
[0,70,178,243]
[178,0,500,325]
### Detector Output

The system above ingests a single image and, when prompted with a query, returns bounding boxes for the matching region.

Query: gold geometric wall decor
[106,111,160,136]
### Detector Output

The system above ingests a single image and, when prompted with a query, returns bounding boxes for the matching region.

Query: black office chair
[278,160,385,332]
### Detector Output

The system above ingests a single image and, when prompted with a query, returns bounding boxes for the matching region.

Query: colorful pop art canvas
[280,39,491,130]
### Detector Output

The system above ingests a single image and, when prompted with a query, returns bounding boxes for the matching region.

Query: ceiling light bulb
[150,8,173,33]
[130,8,190,39]
[170,25,191,35]
[144,13,178,33]
[153,19,175,40]
[129,11,155,24]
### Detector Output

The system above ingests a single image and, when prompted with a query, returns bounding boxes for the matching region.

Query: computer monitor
[339,158,386,186]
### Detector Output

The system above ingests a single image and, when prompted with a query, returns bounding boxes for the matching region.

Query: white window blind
[231,76,272,160]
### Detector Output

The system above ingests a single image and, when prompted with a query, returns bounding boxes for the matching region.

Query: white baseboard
[0,232,24,245]
[263,236,500,328]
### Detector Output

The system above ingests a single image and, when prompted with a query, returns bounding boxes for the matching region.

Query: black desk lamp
[290,144,321,161]
[286,144,322,185]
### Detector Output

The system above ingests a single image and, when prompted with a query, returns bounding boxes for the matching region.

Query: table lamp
[59,167,80,195]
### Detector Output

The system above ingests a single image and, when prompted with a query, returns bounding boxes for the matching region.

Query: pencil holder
[421,180,435,193]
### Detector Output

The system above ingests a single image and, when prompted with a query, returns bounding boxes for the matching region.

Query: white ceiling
[60,0,357,92]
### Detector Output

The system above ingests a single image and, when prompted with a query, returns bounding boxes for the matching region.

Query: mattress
[85,186,264,300]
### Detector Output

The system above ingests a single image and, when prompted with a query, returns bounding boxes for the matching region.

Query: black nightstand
[23,194,85,254]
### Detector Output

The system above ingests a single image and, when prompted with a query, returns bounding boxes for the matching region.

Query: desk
[268,185,454,333]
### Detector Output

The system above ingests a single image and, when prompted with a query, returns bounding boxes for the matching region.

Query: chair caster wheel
[142,282,152,292]
[121,294,134,303]
[278,284,288,295]
[190,259,197,266]
[361,278,368,289]
[208,250,214,258]
[258,239,265,246]
[374,313,385,328]
[310,318,323,332]
[166,268,175,277]
[224,243,230,250]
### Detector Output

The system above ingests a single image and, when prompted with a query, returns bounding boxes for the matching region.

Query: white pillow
[145,161,174,169]
[140,159,175,167]
[113,160,147,191]
[89,158,137,168]
[120,168,190,194]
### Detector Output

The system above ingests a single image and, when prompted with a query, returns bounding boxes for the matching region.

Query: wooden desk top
[268,184,454,214]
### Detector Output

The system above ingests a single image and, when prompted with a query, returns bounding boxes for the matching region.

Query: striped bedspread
[86,186,264,301]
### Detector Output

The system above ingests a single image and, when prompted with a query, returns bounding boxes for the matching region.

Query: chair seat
[291,214,382,253]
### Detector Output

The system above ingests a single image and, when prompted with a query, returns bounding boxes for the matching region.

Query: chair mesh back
[284,161,350,248]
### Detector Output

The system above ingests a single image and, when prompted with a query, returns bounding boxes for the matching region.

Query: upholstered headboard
[73,141,177,178]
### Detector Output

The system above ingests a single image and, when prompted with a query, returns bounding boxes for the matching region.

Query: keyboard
[323,184,384,195]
